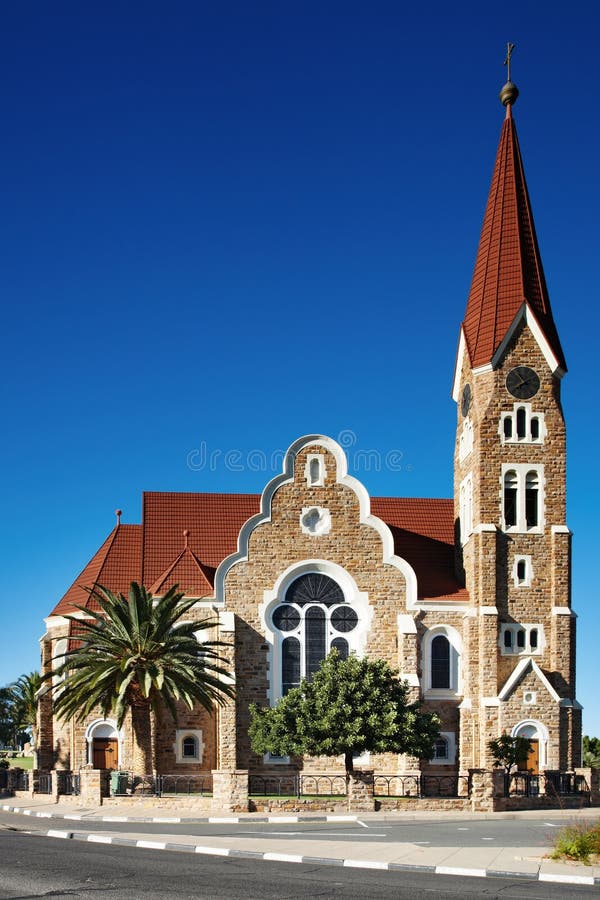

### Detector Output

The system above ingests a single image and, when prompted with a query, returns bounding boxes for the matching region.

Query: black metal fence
[249,773,348,797]
[57,772,80,796]
[35,773,52,794]
[109,773,213,797]
[373,774,469,798]
[505,771,590,798]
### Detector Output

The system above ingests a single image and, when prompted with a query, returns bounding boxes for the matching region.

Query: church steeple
[460,70,566,373]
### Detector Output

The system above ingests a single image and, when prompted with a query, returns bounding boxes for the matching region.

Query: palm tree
[52,582,235,773]
[11,672,42,749]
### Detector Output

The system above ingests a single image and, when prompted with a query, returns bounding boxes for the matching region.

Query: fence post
[468,769,495,812]
[211,769,249,812]
[78,767,103,806]
[347,769,375,812]
[50,770,61,803]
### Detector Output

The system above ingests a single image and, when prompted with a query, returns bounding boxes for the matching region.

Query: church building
[37,74,581,782]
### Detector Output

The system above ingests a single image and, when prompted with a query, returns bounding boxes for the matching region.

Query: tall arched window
[431,635,450,689]
[423,626,461,696]
[271,573,357,696]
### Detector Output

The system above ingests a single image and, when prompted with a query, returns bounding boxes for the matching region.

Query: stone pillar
[216,613,238,769]
[78,768,103,806]
[469,768,495,812]
[50,770,61,802]
[347,769,375,812]
[212,769,248,812]
[575,766,599,806]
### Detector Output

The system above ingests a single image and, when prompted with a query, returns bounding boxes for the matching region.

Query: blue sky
[1,3,599,736]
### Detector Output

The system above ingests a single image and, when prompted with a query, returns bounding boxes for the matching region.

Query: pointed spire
[461,57,566,372]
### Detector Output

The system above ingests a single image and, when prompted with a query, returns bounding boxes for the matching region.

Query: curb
[1,804,356,825]
[33,826,599,886]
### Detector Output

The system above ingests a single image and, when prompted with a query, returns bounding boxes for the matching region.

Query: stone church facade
[37,80,582,784]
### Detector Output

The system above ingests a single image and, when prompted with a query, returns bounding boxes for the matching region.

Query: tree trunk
[130,702,153,774]
[345,750,354,782]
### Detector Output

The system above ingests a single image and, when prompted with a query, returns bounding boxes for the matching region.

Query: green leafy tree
[488,733,533,773]
[583,735,600,767]
[249,650,440,778]
[0,686,15,747]
[52,582,235,773]
[11,672,42,749]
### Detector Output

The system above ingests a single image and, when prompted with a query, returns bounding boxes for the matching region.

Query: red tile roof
[52,524,142,616]
[462,104,566,371]
[51,492,467,616]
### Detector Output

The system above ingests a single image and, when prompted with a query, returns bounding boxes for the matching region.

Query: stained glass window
[305,607,326,680]
[282,637,301,694]
[431,635,450,689]
[285,573,344,607]
[331,606,358,633]
[272,605,300,632]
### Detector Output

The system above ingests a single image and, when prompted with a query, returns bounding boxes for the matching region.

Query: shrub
[0,759,9,769]
[551,820,600,864]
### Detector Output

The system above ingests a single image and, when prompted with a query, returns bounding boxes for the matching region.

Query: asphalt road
[0,810,571,847]
[0,830,596,900]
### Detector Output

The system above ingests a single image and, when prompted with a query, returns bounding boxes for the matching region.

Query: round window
[331,606,358,633]
[272,606,301,632]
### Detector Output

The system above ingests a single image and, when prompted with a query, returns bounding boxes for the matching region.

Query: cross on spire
[504,42,516,82]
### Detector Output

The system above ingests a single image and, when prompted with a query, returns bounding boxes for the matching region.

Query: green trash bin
[110,771,128,795]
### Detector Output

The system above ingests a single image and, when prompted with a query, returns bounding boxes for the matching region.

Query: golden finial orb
[500,81,519,106]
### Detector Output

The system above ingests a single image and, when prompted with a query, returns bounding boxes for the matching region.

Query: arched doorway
[512,721,547,774]
[85,720,120,770]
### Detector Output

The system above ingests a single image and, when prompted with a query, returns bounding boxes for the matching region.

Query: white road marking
[436,866,486,878]
[243,830,387,837]
[543,822,559,827]
[457,827,469,830]
[263,852,303,863]
[482,837,494,840]
[539,873,594,886]
[357,819,369,828]
[344,859,389,870]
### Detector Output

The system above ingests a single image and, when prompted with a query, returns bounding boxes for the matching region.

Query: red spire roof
[462,101,566,371]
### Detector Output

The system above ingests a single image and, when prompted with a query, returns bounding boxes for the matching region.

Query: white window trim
[501,463,545,533]
[263,752,291,765]
[513,555,533,587]
[304,454,326,487]
[499,623,544,656]
[430,731,456,765]
[459,473,473,544]
[458,418,473,462]
[422,625,462,699]
[52,638,68,687]
[499,403,546,445]
[173,729,204,764]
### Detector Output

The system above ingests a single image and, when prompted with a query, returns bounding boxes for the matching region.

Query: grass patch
[550,820,600,865]
[7,756,34,770]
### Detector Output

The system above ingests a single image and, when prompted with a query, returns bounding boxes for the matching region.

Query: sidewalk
[2,795,599,887]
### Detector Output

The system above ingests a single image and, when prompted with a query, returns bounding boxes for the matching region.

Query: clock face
[506,366,540,400]
[461,383,472,417]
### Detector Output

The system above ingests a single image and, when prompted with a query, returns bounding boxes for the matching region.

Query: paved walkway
[2,796,599,887]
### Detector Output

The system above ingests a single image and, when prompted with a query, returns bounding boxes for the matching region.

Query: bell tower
[452,55,580,771]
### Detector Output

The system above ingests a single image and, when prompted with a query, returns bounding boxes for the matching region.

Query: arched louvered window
[504,470,518,528]
[525,471,539,527]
